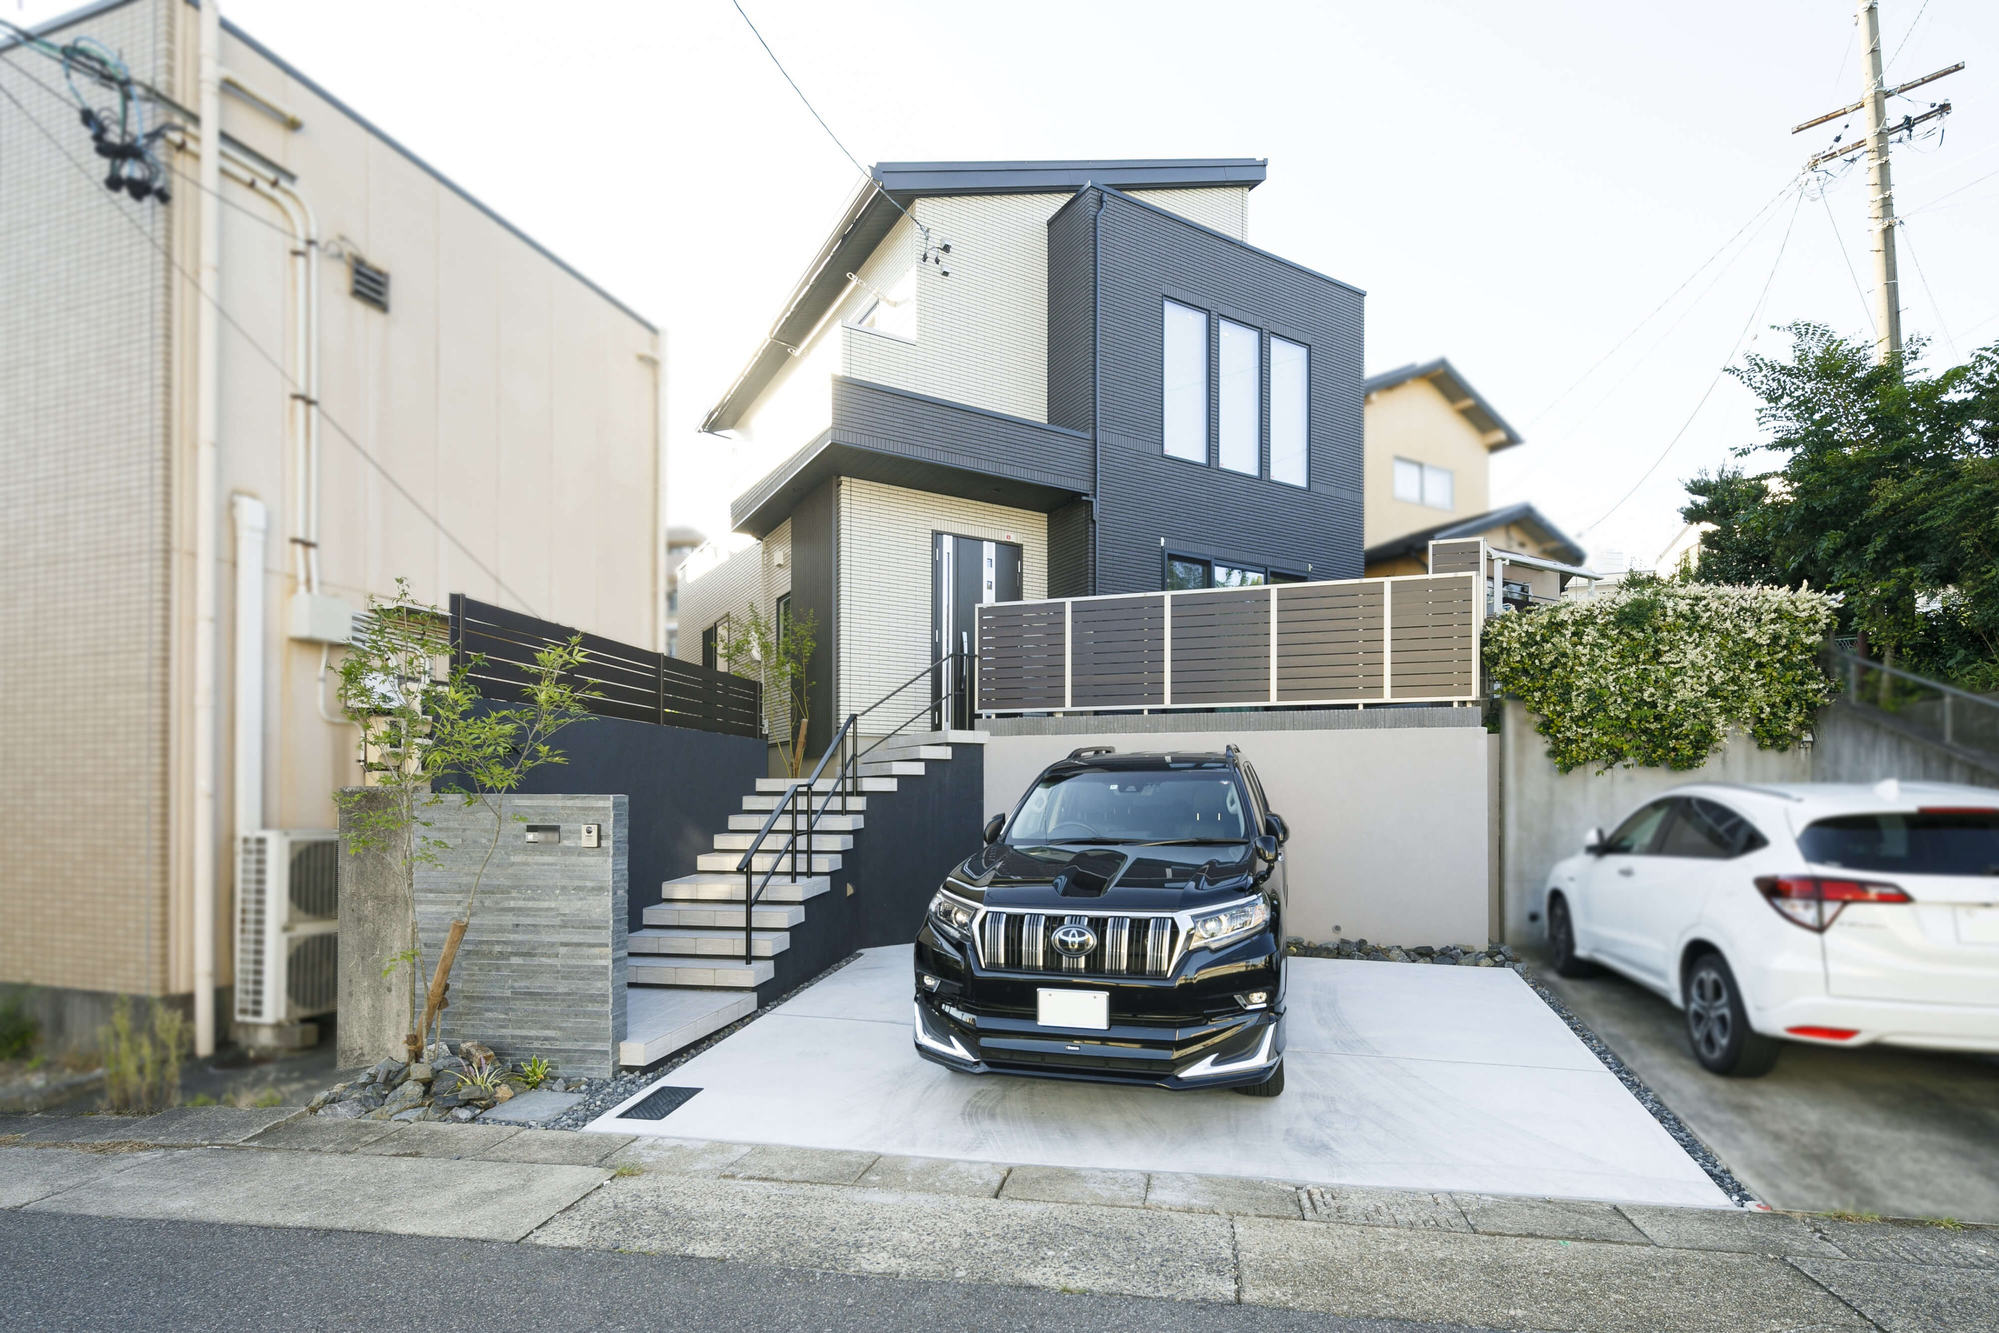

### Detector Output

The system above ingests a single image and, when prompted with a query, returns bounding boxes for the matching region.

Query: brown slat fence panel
[1170,587,1271,704]
[1277,581,1384,701]
[1072,597,1164,709]
[977,602,1066,711]
[1389,576,1479,699]
[451,595,762,738]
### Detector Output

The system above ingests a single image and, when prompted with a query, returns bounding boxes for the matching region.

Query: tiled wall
[414,794,628,1078]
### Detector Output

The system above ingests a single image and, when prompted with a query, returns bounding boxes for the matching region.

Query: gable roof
[1363,501,1585,568]
[1363,356,1522,451]
[701,158,1267,433]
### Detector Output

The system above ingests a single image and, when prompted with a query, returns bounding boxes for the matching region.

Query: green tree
[1679,324,1999,687]
[335,581,591,1061]
[716,603,819,777]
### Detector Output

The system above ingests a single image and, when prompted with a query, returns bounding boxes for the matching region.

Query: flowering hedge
[1483,579,1835,773]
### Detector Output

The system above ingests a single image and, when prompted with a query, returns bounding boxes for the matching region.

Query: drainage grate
[616,1084,702,1121]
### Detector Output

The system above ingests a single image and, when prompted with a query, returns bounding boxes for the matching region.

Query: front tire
[1547,895,1600,978]
[1233,1060,1284,1097]
[1684,953,1780,1077]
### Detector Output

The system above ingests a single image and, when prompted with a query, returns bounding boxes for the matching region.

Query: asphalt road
[1523,947,1999,1223]
[0,1210,1486,1333]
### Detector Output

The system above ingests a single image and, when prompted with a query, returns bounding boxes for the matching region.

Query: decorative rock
[390,1107,424,1122]
[405,1063,433,1083]
[317,1101,366,1121]
[448,1107,477,1122]
[460,1040,497,1067]
[492,1085,514,1104]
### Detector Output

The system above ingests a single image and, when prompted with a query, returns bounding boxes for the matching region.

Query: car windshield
[1798,811,1999,876]
[1008,769,1248,845]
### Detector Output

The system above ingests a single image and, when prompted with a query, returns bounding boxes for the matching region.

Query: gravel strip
[540,952,864,1132]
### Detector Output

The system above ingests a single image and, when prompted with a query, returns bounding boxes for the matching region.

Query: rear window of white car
[1798,811,1999,876]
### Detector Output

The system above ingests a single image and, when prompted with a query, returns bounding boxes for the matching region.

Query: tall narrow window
[1218,319,1260,475]
[1163,301,1208,463]
[1270,336,1308,486]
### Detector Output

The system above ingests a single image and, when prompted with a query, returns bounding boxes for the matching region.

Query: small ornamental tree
[335,580,591,1061]
[716,603,819,777]
[1483,577,1835,773]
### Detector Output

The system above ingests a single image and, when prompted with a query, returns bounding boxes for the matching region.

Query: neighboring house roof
[1364,501,1586,568]
[701,158,1268,433]
[1363,357,1522,451]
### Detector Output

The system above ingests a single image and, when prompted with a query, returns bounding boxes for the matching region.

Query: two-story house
[1358,357,1593,609]
[680,158,1365,749]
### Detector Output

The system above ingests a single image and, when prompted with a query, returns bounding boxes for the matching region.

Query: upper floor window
[1163,301,1209,463]
[1270,337,1308,487]
[855,266,918,340]
[1218,319,1260,475]
[1393,457,1454,511]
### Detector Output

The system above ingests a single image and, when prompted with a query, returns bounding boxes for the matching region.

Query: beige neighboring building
[1,0,664,1049]
[1360,358,1591,607]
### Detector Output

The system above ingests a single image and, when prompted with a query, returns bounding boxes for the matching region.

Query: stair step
[741,793,869,813]
[630,927,791,958]
[628,956,773,989]
[644,901,806,929]
[905,729,988,745]
[729,812,864,832]
[696,850,842,874]
[877,743,952,761]
[756,776,898,794]
[660,873,831,904]
[620,988,756,1067]
[859,760,925,777]
[712,831,853,852]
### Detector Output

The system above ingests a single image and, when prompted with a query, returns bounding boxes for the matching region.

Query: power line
[1579,189,1807,538]
[1817,183,1877,337]
[1888,0,1934,68]
[0,73,542,616]
[1896,218,1955,357]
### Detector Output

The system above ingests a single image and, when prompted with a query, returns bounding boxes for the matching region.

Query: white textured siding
[1129,187,1249,240]
[837,480,1047,723]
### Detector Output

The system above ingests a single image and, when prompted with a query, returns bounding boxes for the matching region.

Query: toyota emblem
[1051,923,1098,957]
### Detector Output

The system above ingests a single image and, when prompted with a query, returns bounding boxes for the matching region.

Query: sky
[16,0,1999,570]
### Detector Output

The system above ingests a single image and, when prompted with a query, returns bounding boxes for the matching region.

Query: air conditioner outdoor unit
[235,829,340,1028]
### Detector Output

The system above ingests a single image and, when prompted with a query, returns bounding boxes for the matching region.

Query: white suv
[1540,780,1999,1075]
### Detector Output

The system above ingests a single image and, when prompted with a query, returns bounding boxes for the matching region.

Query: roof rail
[1067,745,1116,761]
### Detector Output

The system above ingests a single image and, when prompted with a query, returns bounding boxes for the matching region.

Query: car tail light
[1755,875,1911,932]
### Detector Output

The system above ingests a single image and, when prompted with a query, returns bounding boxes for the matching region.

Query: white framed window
[854,266,919,340]
[1393,457,1454,510]
[1270,336,1308,486]
[1163,300,1208,463]
[1218,319,1260,475]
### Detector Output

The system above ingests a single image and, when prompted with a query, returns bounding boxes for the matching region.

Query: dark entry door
[933,534,1023,728]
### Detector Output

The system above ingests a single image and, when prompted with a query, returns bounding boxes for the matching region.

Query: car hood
[946,842,1261,912]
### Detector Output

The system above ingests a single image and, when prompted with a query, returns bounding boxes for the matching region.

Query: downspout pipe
[232,495,268,839]
[192,0,223,1058]
[1090,186,1104,595]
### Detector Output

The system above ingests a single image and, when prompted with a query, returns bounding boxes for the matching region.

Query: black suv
[913,745,1289,1096]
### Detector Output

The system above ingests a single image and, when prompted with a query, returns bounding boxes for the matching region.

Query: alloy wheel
[1686,967,1733,1062]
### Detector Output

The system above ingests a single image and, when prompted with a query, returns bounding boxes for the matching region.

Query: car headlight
[1187,897,1270,950]
[927,888,977,940]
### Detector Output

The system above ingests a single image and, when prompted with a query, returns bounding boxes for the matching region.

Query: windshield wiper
[1134,837,1248,846]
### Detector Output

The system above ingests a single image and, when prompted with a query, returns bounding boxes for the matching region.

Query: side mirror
[1265,813,1289,846]
[1252,834,1281,865]
[983,813,1007,845]
[1583,827,1606,857]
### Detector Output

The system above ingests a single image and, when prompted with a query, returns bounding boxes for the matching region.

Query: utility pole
[1793,2,1963,366]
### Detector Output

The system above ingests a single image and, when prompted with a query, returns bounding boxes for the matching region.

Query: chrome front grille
[975,910,1180,978]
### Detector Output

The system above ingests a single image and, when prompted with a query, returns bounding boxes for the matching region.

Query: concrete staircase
[617,730,986,1067]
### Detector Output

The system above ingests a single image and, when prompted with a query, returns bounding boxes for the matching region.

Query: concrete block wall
[414,794,628,1078]
[984,709,1495,948]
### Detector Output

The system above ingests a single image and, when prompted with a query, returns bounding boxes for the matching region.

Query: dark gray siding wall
[790,478,839,757]
[1047,498,1093,598]
[1060,188,1366,593]
[832,376,1090,495]
[1046,192,1097,434]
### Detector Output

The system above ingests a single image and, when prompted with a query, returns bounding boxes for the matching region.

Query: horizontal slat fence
[451,595,762,738]
[977,571,1482,714]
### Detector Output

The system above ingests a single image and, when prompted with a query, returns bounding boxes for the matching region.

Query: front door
[934,533,1023,729]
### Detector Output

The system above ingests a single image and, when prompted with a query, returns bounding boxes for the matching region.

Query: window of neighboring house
[667,628,679,658]
[1270,336,1308,487]
[775,593,792,644]
[1163,300,1209,463]
[700,624,719,671]
[855,266,919,340]
[1218,319,1261,476]
[1392,457,1455,510]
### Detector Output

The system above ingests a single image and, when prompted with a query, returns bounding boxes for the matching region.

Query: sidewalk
[5,1108,1995,1332]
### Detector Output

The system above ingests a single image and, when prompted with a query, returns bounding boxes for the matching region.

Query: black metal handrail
[731,651,973,964]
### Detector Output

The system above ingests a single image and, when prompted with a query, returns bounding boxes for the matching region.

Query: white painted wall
[984,724,1495,948]
[1498,699,1811,943]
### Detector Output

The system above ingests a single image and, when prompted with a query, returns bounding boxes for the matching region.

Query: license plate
[1957,906,1999,945]
[1037,988,1109,1030]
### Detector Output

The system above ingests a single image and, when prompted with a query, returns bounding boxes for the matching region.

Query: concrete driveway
[1525,947,1999,1223]
[591,946,1729,1207]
